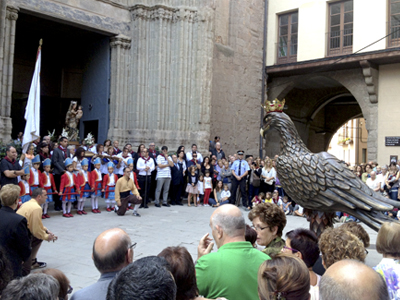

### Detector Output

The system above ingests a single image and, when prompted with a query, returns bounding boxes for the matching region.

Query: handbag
[251,171,261,187]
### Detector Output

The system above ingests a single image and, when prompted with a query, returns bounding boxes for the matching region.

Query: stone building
[265,0,400,164]
[0,0,265,156]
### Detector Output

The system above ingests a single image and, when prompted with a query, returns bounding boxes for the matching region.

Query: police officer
[229,150,250,208]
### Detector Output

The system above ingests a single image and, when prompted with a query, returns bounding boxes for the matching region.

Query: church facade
[0,0,265,155]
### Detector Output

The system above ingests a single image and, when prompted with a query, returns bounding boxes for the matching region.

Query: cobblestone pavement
[36,201,381,296]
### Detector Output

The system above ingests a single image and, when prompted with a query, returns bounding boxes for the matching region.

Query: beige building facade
[0,0,265,156]
[265,0,400,165]
[328,117,368,166]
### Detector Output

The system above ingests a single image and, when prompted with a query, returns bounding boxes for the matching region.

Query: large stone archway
[264,69,376,159]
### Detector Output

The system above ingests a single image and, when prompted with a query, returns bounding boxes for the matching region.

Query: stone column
[108,34,131,144]
[126,3,214,152]
[0,6,18,141]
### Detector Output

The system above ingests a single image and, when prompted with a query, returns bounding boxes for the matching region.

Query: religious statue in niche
[64,101,83,141]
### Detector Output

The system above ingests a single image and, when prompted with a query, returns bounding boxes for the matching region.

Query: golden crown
[262,98,285,113]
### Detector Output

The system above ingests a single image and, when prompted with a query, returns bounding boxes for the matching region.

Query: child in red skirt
[59,158,80,218]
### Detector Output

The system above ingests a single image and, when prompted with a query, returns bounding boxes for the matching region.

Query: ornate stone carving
[110,35,131,49]
[359,60,379,104]
[6,6,19,21]
[130,4,200,22]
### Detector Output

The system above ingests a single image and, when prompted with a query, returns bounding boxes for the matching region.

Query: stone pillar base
[0,117,12,141]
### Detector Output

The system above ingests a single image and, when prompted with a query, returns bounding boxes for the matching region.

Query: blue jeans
[389,188,398,201]
[209,198,229,206]
[248,185,259,204]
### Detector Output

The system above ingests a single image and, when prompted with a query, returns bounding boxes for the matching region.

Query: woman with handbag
[260,158,276,194]
[248,161,262,210]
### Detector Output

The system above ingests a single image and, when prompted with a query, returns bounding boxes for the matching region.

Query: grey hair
[320,262,389,300]
[1,273,60,300]
[212,211,245,237]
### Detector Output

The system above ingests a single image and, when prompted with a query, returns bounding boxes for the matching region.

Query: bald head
[211,204,245,239]
[320,260,389,300]
[93,228,132,273]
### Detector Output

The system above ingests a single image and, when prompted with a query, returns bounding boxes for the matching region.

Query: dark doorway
[12,13,110,141]
[83,120,99,143]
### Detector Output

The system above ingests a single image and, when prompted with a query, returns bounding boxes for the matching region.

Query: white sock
[91,197,95,209]
[115,206,119,211]
[95,197,99,209]
[133,204,140,212]
[111,200,115,208]
[105,200,110,208]
[43,203,48,214]
[67,202,72,213]
[62,202,67,214]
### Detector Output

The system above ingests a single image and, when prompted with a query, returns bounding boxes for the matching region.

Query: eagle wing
[277,151,400,230]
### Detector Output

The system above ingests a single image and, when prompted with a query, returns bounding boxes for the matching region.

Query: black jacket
[51,148,71,175]
[0,206,31,279]
[171,163,185,186]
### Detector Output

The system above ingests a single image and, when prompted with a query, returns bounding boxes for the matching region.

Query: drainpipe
[260,0,268,158]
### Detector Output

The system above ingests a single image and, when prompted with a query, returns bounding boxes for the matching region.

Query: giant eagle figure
[260,99,400,234]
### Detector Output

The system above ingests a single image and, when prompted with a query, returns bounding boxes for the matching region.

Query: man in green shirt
[195,204,270,300]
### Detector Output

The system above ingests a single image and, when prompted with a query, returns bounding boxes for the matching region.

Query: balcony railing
[387,21,400,48]
[276,40,297,64]
[326,29,353,56]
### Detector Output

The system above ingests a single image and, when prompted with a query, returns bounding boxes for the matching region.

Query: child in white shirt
[203,170,213,207]
[220,184,231,202]
[197,174,204,206]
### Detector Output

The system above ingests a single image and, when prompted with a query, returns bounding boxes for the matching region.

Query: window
[362,148,367,164]
[327,0,353,56]
[389,0,400,47]
[277,12,298,64]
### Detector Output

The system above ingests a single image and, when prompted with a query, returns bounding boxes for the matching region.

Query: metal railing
[326,29,353,56]
[276,39,297,64]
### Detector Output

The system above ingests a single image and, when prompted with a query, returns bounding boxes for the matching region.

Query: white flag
[22,40,41,153]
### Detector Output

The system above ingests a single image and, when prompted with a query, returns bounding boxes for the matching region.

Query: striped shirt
[156,155,172,179]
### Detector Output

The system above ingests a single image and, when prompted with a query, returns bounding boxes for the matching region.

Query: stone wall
[1,0,267,158]
[210,0,265,157]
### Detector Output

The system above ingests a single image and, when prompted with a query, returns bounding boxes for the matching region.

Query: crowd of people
[337,161,400,222]
[0,135,304,219]
[1,198,399,300]
[1,135,400,299]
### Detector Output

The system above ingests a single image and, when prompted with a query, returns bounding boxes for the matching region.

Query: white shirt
[100,152,112,174]
[43,172,51,188]
[115,153,132,175]
[137,157,155,176]
[22,180,30,194]
[197,181,204,194]
[309,274,321,300]
[376,173,386,189]
[66,171,74,187]
[32,168,40,185]
[82,170,89,183]
[366,177,380,191]
[107,173,115,186]
[93,169,102,182]
[73,157,83,175]
[156,155,172,179]
[261,167,277,183]
[221,190,231,199]
[204,177,213,189]
[89,145,97,154]
[186,151,203,164]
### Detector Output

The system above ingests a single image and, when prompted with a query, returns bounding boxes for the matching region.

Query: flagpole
[22,39,42,153]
